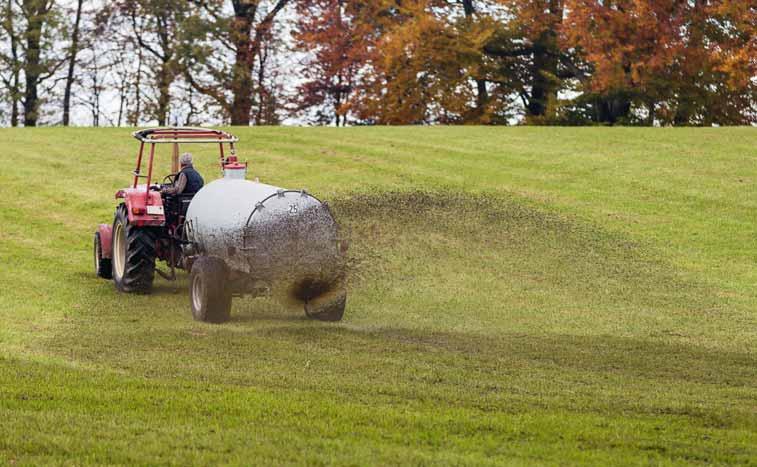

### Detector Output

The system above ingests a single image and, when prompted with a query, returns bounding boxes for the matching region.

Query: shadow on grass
[78,270,186,295]
[256,324,756,387]
[42,315,756,427]
[230,308,309,323]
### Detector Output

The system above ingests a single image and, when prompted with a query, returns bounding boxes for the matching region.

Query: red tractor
[94,128,239,292]
[94,128,347,323]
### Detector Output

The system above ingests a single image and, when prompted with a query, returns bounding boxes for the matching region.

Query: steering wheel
[150,173,177,192]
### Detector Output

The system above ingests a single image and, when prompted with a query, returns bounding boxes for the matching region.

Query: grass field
[0,127,755,465]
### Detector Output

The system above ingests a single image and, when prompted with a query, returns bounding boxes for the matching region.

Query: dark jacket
[179,164,204,194]
[164,164,204,195]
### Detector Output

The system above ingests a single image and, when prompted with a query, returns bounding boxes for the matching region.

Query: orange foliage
[354,1,487,123]
[294,0,756,125]
[294,0,372,126]
[563,0,756,124]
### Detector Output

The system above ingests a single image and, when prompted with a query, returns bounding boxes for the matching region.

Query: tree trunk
[185,86,197,126]
[462,0,489,119]
[23,1,47,127]
[91,48,100,127]
[230,4,255,126]
[525,0,562,120]
[156,62,171,126]
[475,80,488,115]
[62,0,84,126]
[254,37,269,126]
[117,85,126,127]
[132,46,143,126]
[156,13,173,127]
[334,68,344,127]
[5,0,20,126]
[527,30,558,118]
[597,96,631,124]
[10,84,19,126]
[645,100,655,126]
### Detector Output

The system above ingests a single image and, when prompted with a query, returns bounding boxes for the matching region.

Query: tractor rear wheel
[190,256,232,324]
[305,292,346,322]
[112,204,157,294]
[94,232,112,279]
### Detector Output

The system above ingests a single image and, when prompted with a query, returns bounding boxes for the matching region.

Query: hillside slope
[0,127,755,464]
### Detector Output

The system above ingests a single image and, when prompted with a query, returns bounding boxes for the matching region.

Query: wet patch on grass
[40,190,753,430]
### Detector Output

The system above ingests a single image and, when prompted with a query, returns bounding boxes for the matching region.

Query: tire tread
[113,204,157,294]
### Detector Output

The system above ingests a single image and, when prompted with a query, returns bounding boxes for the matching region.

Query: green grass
[0,127,755,465]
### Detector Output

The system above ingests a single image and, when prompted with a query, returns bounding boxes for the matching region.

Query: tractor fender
[98,224,113,259]
[116,187,166,227]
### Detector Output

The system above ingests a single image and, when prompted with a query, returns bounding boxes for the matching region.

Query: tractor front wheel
[112,204,157,294]
[190,256,232,324]
[94,232,112,279]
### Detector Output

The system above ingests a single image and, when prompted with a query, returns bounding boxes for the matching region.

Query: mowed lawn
[0,127,755,465]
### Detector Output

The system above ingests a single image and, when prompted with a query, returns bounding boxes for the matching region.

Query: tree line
[1,0,754,127]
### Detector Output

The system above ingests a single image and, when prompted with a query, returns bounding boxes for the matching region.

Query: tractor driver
[162,152,204,196]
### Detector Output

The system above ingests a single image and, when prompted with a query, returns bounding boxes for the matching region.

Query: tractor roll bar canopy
[132,127,239,144]
[131,127,241,198]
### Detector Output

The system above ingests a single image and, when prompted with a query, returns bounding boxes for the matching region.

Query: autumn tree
[321,0,501,124]
[459,0,492,121]
[294,0,536,125]
[182,0,291,126]
[477,0,570,123]
[563,0,756,125]
[293,0,369,126]
[360,2,474,123]
[0,0,754,127]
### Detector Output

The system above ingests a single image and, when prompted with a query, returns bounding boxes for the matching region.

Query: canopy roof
[132,127,239,144]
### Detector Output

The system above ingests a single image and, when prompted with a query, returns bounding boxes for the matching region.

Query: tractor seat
[177,194,194,217]
[163,192,197,221]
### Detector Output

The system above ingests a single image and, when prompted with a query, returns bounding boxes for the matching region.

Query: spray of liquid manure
[243,199,348,317]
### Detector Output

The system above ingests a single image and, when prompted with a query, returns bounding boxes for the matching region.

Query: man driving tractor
[162,152,204,195]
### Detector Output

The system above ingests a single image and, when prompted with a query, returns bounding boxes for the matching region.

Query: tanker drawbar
[184,177,347,323]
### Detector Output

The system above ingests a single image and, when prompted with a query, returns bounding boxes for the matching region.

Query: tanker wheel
[111,204,157,294]
[190,256,232,324]
[305,292,346,322]
[94,232,112,279]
